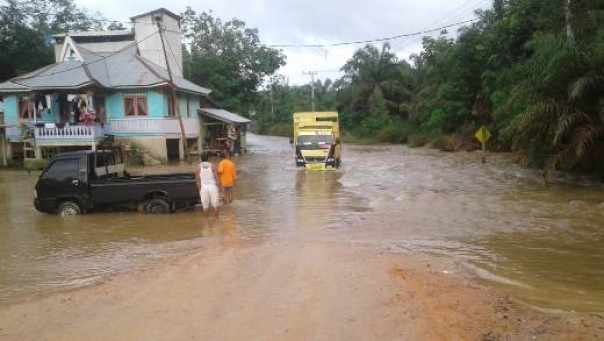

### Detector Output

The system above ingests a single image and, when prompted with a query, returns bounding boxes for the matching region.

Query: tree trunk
[566,0,575,46]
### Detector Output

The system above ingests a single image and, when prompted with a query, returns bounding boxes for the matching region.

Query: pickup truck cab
[34,150,200,216]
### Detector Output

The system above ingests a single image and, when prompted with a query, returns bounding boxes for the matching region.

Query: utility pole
[303,71,318,112]
[269,78,274,116]
[157,17,188,160]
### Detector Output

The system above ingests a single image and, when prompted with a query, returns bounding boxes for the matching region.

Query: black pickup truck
[34,150,200,216]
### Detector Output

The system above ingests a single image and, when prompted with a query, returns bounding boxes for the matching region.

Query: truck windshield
[297,135,333,148]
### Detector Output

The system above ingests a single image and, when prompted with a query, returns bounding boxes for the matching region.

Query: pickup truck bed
[34,150,201,215]
[90,174,198,206]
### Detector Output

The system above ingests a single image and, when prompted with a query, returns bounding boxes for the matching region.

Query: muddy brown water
[0,134,602,312]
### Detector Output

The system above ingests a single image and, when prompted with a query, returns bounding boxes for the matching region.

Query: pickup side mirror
[289,137,294,144]
[335,137,340,144]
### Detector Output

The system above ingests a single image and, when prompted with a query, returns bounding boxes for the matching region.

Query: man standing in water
[218,152,237,204]
[195,152,221,219]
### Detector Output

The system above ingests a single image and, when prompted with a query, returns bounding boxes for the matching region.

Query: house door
[166,139,180,161]
[93,94,107,123]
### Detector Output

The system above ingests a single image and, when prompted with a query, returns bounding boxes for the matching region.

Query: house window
[168,95,175,117]
[18,98,41,120]
[124,95,148,116]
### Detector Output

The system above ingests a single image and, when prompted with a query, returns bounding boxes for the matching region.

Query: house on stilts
[0,8,250,165]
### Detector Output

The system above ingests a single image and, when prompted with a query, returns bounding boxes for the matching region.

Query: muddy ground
[1,240,602,340]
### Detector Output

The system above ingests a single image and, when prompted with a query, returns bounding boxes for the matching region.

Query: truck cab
[293,112,341,170]
[34,150,200,216]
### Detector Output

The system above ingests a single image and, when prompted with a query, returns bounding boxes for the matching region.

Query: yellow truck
[292,112,341,170]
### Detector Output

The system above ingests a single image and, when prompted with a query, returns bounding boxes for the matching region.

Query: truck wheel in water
[145,198,170,214]
[57,201,81,216]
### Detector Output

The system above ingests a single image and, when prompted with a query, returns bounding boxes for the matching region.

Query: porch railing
[108,118,200,136]
[7,118,200,142]
[34,124,104,141]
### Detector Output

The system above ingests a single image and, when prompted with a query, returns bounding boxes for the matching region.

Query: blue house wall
[3,95,19,123]
[147,90,165,118]
[106,92,124,119]
[107,90,172,118]
[41,98,60,122]
[3,94,65,123]
[3,90,200,123]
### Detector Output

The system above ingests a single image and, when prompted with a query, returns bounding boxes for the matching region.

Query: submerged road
[0,134,603,339]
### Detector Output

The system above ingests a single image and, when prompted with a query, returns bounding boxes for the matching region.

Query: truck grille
[304,156,327,163]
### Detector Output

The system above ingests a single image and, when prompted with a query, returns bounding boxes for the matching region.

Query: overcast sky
[75,0,492,85]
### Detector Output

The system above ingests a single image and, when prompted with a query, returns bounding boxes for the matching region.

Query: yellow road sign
[475,126,492,144]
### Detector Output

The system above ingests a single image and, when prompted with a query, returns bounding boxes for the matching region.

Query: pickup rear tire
[145,198,170,214]
[57,201,81,216]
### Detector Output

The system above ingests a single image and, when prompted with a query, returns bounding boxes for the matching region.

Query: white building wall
[54,44,63,62]
[78,41,134,55]
[134,12,183,77]
[55,41,134,61]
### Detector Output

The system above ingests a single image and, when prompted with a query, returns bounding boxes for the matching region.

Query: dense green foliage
[0,0,104,81]
[181,8,286,113]
[254,0,604,178]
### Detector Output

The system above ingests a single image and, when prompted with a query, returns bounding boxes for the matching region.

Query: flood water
[0,134,603,312]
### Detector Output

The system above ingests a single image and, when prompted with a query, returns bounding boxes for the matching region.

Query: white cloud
[74,0,491,85]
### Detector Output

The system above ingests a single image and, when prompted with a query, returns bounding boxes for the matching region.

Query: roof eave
[130,8,181,22]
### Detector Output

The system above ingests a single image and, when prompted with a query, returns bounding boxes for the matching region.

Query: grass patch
[23,158,48,171]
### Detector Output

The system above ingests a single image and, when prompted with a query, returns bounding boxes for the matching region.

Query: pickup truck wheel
[57,201,81,216]
[145,198,170,214]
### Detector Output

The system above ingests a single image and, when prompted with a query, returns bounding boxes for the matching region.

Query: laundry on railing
[34,124,101,139]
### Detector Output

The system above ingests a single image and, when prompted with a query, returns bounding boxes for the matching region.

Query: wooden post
[1,127,7,167]
[157,19,188,161]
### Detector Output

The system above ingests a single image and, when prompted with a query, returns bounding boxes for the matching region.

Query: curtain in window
[136,98,148,116]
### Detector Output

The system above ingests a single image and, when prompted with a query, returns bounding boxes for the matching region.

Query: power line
[266,18,478,48]
[390,0,489,51]
[303,70,318,112]
[164,28,185,76]
[26,12,154,26]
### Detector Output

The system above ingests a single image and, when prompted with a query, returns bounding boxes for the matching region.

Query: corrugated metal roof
[10,61,93,90]
[53,30,134,38]
[78,46,105,64]
[0,80,28,91]
[0,41,211,95]
[105,48,165,88]
[200,108,251,124]
[139,57,211,94]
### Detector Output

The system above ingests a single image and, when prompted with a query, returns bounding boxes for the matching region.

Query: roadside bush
[408,132,430,147]
[376,118,410,143]
[439,134,467,152]
[525,138,554,169]
[23,158,48,171]
[253,118,291,137]
[341,130,373,144]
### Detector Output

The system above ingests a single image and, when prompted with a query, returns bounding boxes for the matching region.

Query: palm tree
[339,43,413,116]
[506,34,604,178]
